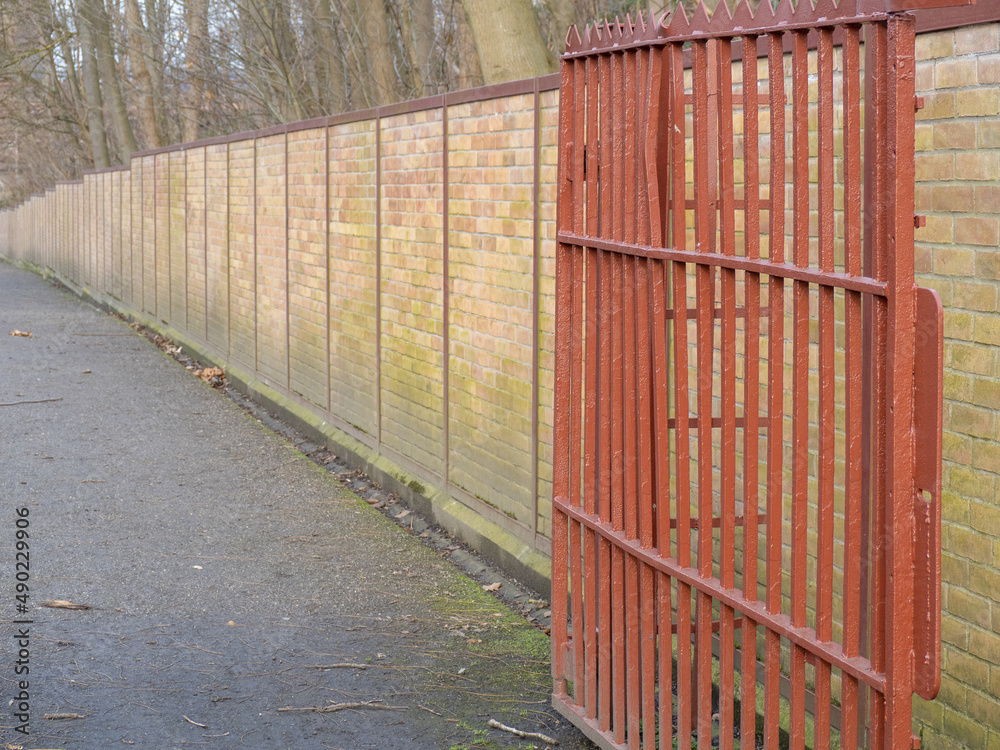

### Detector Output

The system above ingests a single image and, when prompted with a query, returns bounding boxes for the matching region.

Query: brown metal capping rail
[549,0,960,749]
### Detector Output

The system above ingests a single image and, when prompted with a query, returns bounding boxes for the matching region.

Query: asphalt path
[0,262,591,750]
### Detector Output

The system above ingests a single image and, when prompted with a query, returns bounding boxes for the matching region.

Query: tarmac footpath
[0,262,591,750]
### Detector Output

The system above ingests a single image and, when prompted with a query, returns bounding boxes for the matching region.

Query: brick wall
[911,21,1000,750]
[2,24,999,745]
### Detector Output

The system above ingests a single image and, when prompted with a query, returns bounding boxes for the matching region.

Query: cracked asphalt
[0,262,592,750]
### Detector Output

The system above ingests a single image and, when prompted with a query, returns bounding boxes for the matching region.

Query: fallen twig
[0,398,63,407]
[44,713,86,720]
[417,705,442,716]
[40,600,91,610]
[183,715,208,728]
[305,663,368,670]
[487,719,558,745]
[277,700,407,714]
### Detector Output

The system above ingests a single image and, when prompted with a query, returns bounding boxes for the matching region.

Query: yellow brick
[916,29,956,60]
[915,152,955,182]
[957,87,1000,117]
[918,91,957,120]
[953,279,998,312]
[934,246,976,276]
[980,55,1000,85]
[949,403,997,440]
[936,57,979,88]
[915,214,954,243]
[956,152,1000,181]
[956,23,1000,55]
[934,121,977,150]
[974,314,1000,345]
[956,216,1000,247]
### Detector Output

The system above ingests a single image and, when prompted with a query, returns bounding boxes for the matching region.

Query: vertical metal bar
[610,45,627,747]
[764,29,786,750]
[885,15,918,750]
[184,149,190,331]
[583,55,600,722]
[790,29,810,750]
[635,46,657,750]
[570,55,586,714]
[717,34,736,750]
[552,59,575,698]
[740,31,761,750]
[533,76,543,542]
[670,39,693,750]
[622,43,642,750]
[253,138,258,373]
[285,132,291,388]
[326,125,332,412]
[815,25,836,750]
[691,37,714,749]
[598,47,615,735]
[205,145,209,342]
[869,22,889,750]
[443,101,451,492]
[376,112,383,450]
[647,42,672,750]
[841,24,863,750]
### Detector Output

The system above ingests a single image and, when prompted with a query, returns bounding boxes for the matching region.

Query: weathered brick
[979,118,1000,148]
[945,704,990,748]
[970,564,1000,603]
[952,279,999,312]
[934,246,976,276]
[975,314,1000,345]
[949,399,995,439]
[917,29,956,60]
[933,185,975,212]
[956,24,1000,55]
[919,90,957,120]
[971,376,1000,410]
[943,543,972,586]
[956,152,1000,182]
[948,521,995,563]
[970,499,1000,536]
[970,626,1000,665]
[980,55,1000,85]
[957,87,1000,117]
[915,214,954,244]
[916,152,956,182]
[944,309,974,341]
[977,250,1000,281]
[937,57,979,88]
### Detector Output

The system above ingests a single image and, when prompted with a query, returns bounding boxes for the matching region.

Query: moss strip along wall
[2,21,1000,746]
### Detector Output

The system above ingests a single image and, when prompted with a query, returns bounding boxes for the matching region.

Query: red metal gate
[550,2,949,748]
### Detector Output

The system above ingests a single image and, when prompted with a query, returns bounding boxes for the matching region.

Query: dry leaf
[40,600,91,610]
[193,366,225,387]
[395,509,411,519]
[9,330,31,337]
[482,582,502,592]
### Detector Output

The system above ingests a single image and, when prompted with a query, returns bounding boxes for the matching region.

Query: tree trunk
[459,0,553,85]
[80,0,139,161]
[181,0,208,142]
[123,0,161,148]
[77,5,111,168]
[343,0,398,108]
[309,0,348,114]
[543,0,576,54]
[453,1,482,90]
